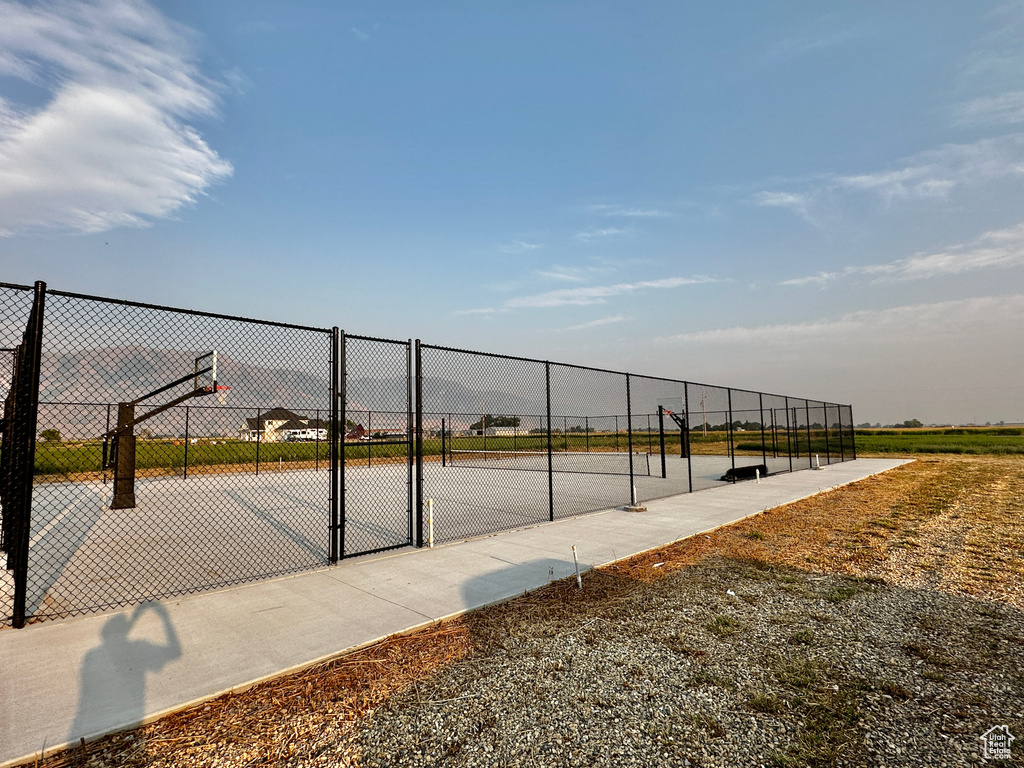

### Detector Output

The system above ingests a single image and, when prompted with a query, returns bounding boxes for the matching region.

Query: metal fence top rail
[0,281,34,292]
[344,332,410,345]
[420,341,851,409]
[44,286,334,335]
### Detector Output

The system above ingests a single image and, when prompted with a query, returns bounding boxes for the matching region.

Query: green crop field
[852,427,1024,455]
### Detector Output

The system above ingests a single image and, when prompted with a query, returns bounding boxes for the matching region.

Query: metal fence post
[658,405,667,479]
[407,340,414,545]
[758,393,767,468]
[805,401,812,469]
[103,403,111,484]
[727,388,736,478]
[337,329,346,560]
[545,361,553,522]
[328,330,339,562]
[183,405,190,479]
[415,340,424,546]
[441,418,446,467]
[785,398,793,472]
[255,408,261,476]
[823,404,832,465]
[837,405,845,462]
[626,373,635,501]
[850,406,857,460]
[11,281,46,629]
[683,382,692,493]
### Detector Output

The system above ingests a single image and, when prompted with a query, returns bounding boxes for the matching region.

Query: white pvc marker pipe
[427,498,434,548]
[815,454,821,469]
[755,467,760,484]
[631,485,638,506]
[572,545,582,589]
[279,457,282,472]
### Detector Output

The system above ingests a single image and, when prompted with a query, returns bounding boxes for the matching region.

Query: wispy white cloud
[536,263,616,283]
[0,0,232,236]
[754,191,814,221]
[537,268,586,282]
[782,222,1024,286]
[588,204,673,218]
[506,276,716,308]
[955,90,1024,126]
[573,227,628,241]
[756,134,1024,218]
[562,315,626,331]
[451,274,714,315]
[766,17,866,61]
[779,271,837,287]
[351,27,370,41]
[498,240,543,254]
[657,294,1024,346]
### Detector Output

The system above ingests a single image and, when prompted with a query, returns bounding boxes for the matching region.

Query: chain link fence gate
[339,334,414,558]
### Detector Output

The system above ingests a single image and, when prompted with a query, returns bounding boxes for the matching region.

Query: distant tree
[470,415,520,430]
[900,419,923,429]
[39,428,61,442]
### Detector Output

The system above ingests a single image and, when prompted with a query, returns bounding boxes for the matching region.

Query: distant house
[239,408,328,442]
[483,427,517,436]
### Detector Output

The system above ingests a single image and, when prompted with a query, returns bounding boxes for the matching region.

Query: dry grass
[606,455,1024,609]
[35,454,1024,767]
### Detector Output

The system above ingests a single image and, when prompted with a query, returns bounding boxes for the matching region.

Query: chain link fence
[1,281,855,627]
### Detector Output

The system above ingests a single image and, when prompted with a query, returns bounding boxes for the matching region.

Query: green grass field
[28,426,1021,477]
[851,427,1024,455]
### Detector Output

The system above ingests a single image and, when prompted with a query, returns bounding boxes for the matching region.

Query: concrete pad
[0,458,910,767]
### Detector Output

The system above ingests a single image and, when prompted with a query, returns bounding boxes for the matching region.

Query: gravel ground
[36,455,1024,768]
[353,561,1023,768]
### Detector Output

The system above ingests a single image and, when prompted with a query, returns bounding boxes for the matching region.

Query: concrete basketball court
[2,451,812,624]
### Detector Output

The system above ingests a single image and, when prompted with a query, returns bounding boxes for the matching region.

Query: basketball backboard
[656,397,684,414]
[194,350,217,393]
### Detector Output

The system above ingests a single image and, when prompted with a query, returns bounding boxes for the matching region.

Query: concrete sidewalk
[0,458,909,767]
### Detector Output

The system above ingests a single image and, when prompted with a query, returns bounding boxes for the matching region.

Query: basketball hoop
[213,385,231,406]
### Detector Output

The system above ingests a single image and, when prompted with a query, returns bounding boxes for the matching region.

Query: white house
[239,408,328,442]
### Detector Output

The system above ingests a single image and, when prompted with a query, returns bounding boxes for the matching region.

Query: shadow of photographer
[68,602,181,752]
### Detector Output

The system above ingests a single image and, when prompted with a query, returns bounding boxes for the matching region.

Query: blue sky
[1,1,1023,424]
